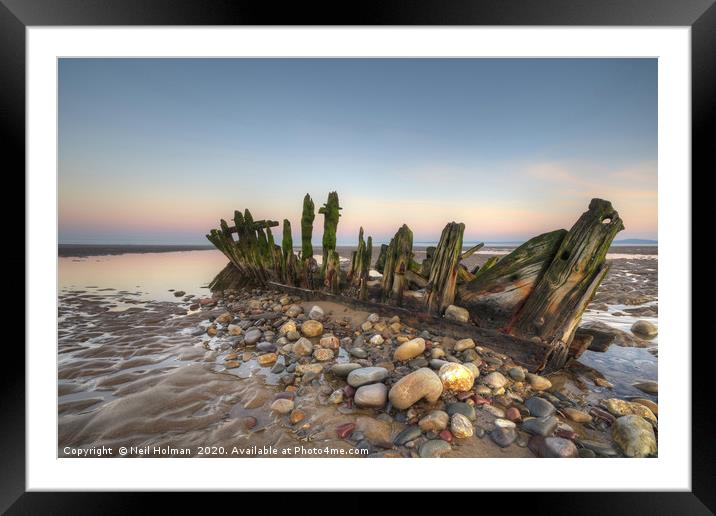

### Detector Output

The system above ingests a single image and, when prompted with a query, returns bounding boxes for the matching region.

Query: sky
[58,58,657,245]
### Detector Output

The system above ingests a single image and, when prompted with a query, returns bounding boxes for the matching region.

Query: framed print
[4,0,712,512]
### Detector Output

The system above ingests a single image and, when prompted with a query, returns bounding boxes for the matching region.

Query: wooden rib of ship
[206,192,624,373]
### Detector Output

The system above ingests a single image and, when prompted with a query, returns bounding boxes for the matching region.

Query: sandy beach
[58,245,658,458]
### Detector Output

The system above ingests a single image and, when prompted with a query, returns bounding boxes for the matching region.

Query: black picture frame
[3,0,710,512]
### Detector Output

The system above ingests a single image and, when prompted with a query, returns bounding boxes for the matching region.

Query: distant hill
[613,239,657,245]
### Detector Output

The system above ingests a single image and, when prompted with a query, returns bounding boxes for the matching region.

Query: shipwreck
[207,193,624,374]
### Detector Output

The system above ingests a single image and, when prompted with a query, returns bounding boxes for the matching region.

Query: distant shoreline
[59,243,658,258]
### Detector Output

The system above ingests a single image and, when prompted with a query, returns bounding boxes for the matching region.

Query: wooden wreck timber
[206,194,624,373]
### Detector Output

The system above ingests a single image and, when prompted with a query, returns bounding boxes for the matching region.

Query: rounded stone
[508,367,525,381]
[521,416,558,436]
[563,408,593,423]
[293,337,314,356]
[308,305,325,321]
[450,413,474,439]
[270,398,294,414]
[525,396,556,418]
[227,324,243,336]
[256,342,277,353]
[483,371,509,389]
[243,328,262,345]
[631,320,658,339]
[256,353,278,366]
[454,338,476,352]
[354,383,388,408]
[301,320,324,337]
[313,348,335,362]
[525,373,552,391]
[388,368,444,410]
[331,363,362,377]
[444,304,469,323]
[289,409,306,425]
[369,334,385,346]
[418,410,450,432]
[393,337,426,362]
[438,363,475,392]
[347,367,390,388]
[447,402,476,421]
[463,362,480,379]
[319,334,340,349]
[490,426,517,447]
[419,439,452,458]
[279,321,297,335]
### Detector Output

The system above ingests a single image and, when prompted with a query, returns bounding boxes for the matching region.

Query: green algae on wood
[300,194,315,262]
[318,191,342,272]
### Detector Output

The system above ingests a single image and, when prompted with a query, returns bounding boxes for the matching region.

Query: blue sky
[59,58,657,244]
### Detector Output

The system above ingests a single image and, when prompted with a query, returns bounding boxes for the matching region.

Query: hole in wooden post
[509,273,520,281]
[560,250,570,260]
[602,215,612,224]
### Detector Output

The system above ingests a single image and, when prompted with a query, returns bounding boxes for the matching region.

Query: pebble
[313,348,335,362]
[631,320,658,339]
[490,426,517,447]
[301,319,324,337]
[354,383,388,408]
[336,422,356,439]
[271,360,285,374]
[482,405,506,418]
[289,409,306,424]
[256,342,277,353]
[319,335,340,349]
[631,398,658,416]
[328,389,344,404]
[454,338,476,352]
[521,416,558,436]
[418,410,450,432]
[483,371,509,389]
[505,407,522,422]
[419,439,452,458]
[578,448,596,458]
[361,321,373,332]
[601,398,657,424]
[450,413,474,438]
[447,402,476,421]
[439,429,454,443]
[393,337,426,362]
[227,324,243,336]
[438,363,475,392]
[444,304,469,323]
[279,321,297,335]
[308,305,325,321]
[508,367,525,381]
[494,418,516,429]
[562,408,592,423]
[394,425,422,445]
[286,305,303,318]
[242,416,257,430]
[633,381,658,394]
[388,368,443,410]
[368,313,380,323]
[369,334,385,346]
[355,417,394,448]
[525,396,556,417]
[270,398,294,414]
[350,347,368,359]
[612,415,657,457]
[256,353,277,366]
[331,363,361,377]
[224,360,241,369]
[243,328,262,345]
[293,337,314,356]
[525,373,552,391]
[347,367,389,387]
[528,436,578,458]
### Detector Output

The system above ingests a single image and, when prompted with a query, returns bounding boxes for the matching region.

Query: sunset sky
[59,58,657,245]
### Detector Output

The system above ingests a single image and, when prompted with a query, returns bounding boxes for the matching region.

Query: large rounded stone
[612,415,657,457]
[393,337,425,362]
[354,383,388,408]
[243,328,263,345]
[308,305,325,321]
[601,398,657,424]
[279,321,297,335]
[438,363,475,392]
[347,367,389,388]
[270,398,294,414]
[301,320,324,337]
[388,368,443,410]
[418,410,449,432]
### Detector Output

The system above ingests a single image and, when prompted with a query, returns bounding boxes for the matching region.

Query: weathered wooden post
[318,191,342,273]
[300,194,316,289]
[360,236,372,301]
[509,198,624,371]
[425,222,465,315]
[375,244,389,274]
[381,224,414,305]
